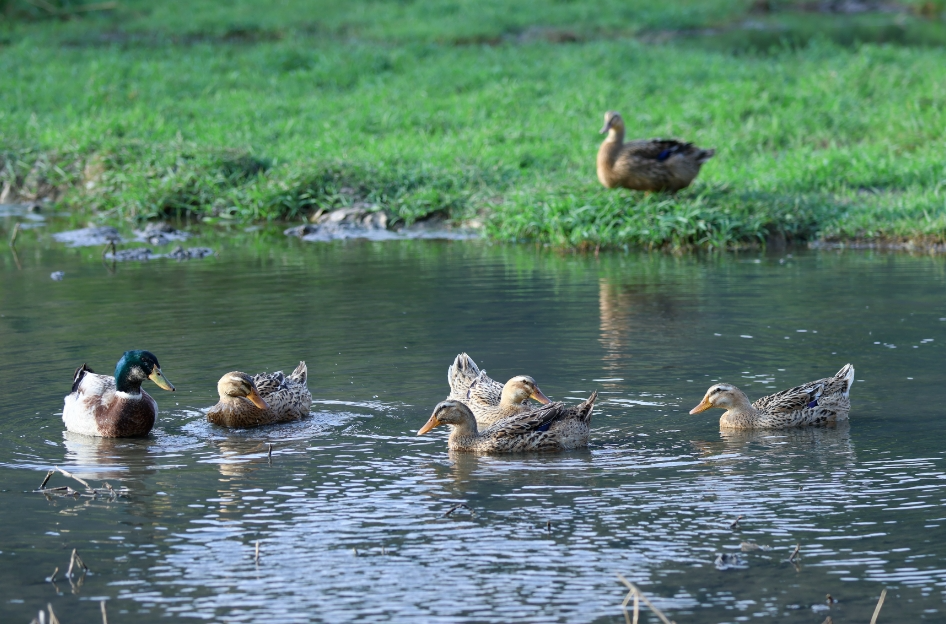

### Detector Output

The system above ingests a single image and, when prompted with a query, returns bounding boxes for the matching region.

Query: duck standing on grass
[417,392,597,453]
[597,110,715,192]
[63,350,175,437]
[690,364,855,429]
[207,362,311,428]
[446,353,551,426]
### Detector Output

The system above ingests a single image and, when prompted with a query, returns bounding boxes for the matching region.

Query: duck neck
[500,386,526,408]
[114,361,145,394]
[448,413,481,448]
[720,392,760,428]
[604,126,624,145]
[598,127,625,171]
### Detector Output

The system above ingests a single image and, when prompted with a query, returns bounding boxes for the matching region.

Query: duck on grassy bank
[690,364,855,429]
[418,392,597,452]
[207,362,311,428]
[597,111,715,192]
[63,350,175,437]
[446,353,551,426]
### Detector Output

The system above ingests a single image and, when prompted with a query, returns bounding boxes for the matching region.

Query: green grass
[1,0,945,248]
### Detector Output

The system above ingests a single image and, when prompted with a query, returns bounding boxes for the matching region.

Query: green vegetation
[1,0,945,248]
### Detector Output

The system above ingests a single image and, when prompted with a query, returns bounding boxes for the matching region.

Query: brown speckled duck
[690,364,855,429]
[207,362,311,428]
[597,111,715,192]
[62,350,175,437]
[446,353,550,426]
[417,392,597,453]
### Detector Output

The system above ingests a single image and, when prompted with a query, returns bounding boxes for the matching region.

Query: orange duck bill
[246,386,269,410]
[689,396,714,414]
[417,414,441,436]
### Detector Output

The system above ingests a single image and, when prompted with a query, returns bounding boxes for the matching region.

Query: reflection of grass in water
[1,0,945,248]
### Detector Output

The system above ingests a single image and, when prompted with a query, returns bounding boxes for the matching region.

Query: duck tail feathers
[835,363,855,396]
[72,364,93,393]
[290,361,307,385]
[577,391,598,424]
[448,353,480,384]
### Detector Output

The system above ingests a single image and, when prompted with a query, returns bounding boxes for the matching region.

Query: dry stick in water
[443,503,470,517]
[788,543,801,562]
[48,567,59,583]
[870,588,887,624]
[10,222,20,249]
[47,603,60,624]
[39,470,55,490]
[101,600,109,624]
[56,466,91,490]
[254,540,260,564]
[617,575,675,624]
[730,515,743,529]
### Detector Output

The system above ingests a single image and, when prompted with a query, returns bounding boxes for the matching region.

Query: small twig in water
[617,575,675,624]
[268,443,273,462]
[869,588,887,624]
[39,470,55,490]
[547,519,551,534]
[729,514,743,529]
[100,600,108,624]
[443,503,470,517]
[9,222,20,249]
[254,540,261,564]
[820,617,833,624]
[788,543,800,562]
[47,603,60,624]
[47,567,59,583]
[55,466,91,490]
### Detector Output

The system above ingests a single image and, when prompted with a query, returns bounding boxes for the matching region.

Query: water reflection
[2,241,946,622]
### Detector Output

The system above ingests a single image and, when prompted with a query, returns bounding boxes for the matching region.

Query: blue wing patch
[807,399,819,408]
[656,149,672,161]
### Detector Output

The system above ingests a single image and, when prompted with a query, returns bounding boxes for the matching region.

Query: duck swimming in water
[690,364,855,429]
[206,362,311,428]
[418,392,597,453]
[62,350,175,437]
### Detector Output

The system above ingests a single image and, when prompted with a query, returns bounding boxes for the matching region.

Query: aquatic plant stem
[870,588,887,624]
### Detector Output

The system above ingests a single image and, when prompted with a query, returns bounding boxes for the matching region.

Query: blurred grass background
[1,0,944,248]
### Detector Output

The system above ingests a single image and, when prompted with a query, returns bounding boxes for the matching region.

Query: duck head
[115,350,174,393]
[690,383,749,414]
[417,400,476,435]
[216,372,269,409]
[600,111,625,135]
[501,375,551,406]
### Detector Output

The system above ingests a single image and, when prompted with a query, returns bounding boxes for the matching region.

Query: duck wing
[485,392,597,438]
[72,364,94,393]
[621,139,716,164]
[466,370,505,407]
[753,365,855,413]
[253,371,288,398]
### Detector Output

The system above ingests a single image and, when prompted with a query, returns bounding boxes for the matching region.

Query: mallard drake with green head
[63,350,175,437]
[597,111,715,192]
[446,353,551,426]
[417,392,597,453]
[690,364,855,429]
[207,361,311,428]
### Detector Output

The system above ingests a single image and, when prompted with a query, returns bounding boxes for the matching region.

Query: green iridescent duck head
[114,350,175,394]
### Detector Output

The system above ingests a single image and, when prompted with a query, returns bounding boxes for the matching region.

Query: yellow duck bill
[148,368,175,392]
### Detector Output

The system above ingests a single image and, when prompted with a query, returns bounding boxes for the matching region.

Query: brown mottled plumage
[445,353,551,426]
[417,392,597,453]
[597,111,715,192]
[207,362,311,428]
[690,364,855,429]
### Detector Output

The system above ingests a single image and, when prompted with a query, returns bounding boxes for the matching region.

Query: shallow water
[1,231,945,623]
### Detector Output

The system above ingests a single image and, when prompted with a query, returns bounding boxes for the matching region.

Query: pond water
[1,228,945,623]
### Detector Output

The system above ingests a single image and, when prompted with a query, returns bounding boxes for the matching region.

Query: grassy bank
[1,0,945,248]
